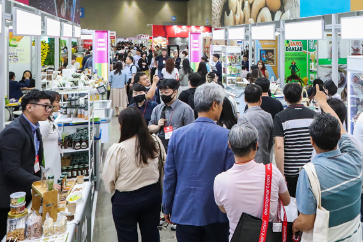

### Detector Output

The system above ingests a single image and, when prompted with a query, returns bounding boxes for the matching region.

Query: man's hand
[158,118,165,127]
[292,220,300,234]
[314,84,327,105]
[153,75,160,84]
[164,214,172,224]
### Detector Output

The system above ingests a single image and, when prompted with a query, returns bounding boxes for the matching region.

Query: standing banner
[189,33,202,71]
[94,31,109,80]
[285,40,310,85]
[8,30,31,79]
[256,38,279,81]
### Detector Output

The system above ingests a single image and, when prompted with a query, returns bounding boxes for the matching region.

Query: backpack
[186,89,198,119]
[131,64,141,73]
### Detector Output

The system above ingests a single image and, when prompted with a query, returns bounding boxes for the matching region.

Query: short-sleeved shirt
[161,68,179,80]
[214,161,287,241]
[148,99,195,149]
[272,104,316,176]
[129,100,158,125]
[123,64,137,80]
[245,96,284,120]
[134,55,141,67]
[296,135,362,240]
[155,55,170,71]
[109,70,128,89]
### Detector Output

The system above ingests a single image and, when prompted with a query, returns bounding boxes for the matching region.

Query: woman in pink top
[214,121,290,241]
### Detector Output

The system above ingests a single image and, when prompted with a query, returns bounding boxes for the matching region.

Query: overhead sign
[80,8,85,18]
[172,16,176,21]
[152,25,212,38]
[94,31,109,80]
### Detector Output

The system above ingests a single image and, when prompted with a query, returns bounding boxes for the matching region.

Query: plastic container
[10,202,26,215]
[10,192,26,206]
[6,209,28,241]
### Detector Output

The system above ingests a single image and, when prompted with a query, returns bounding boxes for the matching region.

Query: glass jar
[77,107,82,118]
[47,175,54,191]
[80,105,84,119]
[6,209,28,241]
[74,137,81,150]
[71,97,76,106]
[79,165,84,176]
[66,98,71,107]
[61,167,66,174]
[62,106,67,115]
[67,107,71,118]
[84,164,89,176]
[63,136,69,149]
[71,107,77,118]
[66,166,72,178]
[81,136,88,149]
[76,96,80,106]
[84,106,89,120]
[72,165,78,178]
[84,97,88,106]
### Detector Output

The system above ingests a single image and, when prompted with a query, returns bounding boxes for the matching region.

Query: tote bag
[301,163,329,242]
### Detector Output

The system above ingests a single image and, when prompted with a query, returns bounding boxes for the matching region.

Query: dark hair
[182,51,188,56]
[132,83,147,93]
[161,48,167,52]
[243,55,248,58]
[251,69,263,83]
[114,62,123,75]
[207,72,216,83]
[188,73,202,87]
[213,54,220,59]
[165,58,175,74]
[341,84,347,102]
[326,98,346,123]
[201,56,208,62]
[217,97,237,129]
[311,79,324,97]
[72,54,77,60]
[118,107,158,166]
[324,80,338,96]
[126,55,134,62]
[255,77,270,93]
[283,83,302,104]
[246,73,252,81]
[155,45,160,49]
[9,71,15,80]
[45,91,61,120]
[257,60,266,70]
[309,113,340,151]
[134,72,147,84]
[158,79,180,91]
[21,89,52,112]
[245,84,262,103]
[197,62,208,84]
[136,49,141,53]
[182,59,193,74]
[86,50,90,55]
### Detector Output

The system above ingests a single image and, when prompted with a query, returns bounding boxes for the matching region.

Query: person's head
[194,82,225,120]
[148,49,152,54]
[283,83,302,104]
[165,58,175,74]
[243,55,248,62]
[21,89,52,122]
[158,79,180,104]
[45,91,61,114]
[9,71,15,81]
[188,73,202,87]
[228,121,259,158]
[246,73,252,81]
[142,52,147,59]
[310,79,324,98]
[257,61,266,70]
[207,72,217,83]
[118,107,157,166]
[255,77,270,93]
[86,50,91,56]
[309,113,340,152]
[22,70,33,81]
[326,98,347,124]
[182,51,188,57]
[161,48,167,57]
[173,51,178,58]
[324,80,338,97]
[251,69,263,83]
[127,51,132,56]
[245,84,262,104]
[197,62,208,76]
[155,46,160,50]
[114,62,123,75]
[142,46,146,51]
[201,56,208,63]
[213,54,220,62]
[134,72,150,87]
[126,56,133,65]
[136,49,141,55]
[217,97,237,129]
[71,55,77,65]
[132,83,147,103]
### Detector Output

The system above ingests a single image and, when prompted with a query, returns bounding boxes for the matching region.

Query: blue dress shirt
[109,70,128,89]
[22,114,40,156]
[163,117,235,226]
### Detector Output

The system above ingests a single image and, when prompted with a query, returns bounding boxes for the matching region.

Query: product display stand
[221,46,242,85]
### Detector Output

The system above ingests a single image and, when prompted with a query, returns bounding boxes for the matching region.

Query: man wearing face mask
[129,84,158,125]
[149,79,195,152]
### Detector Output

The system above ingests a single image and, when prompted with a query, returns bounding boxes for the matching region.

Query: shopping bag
[280,197,298,223]
[301,163,329,242]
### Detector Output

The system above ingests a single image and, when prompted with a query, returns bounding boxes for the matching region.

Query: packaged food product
[43,212,54,237]
[10,192,26,206]
[54,213,67,235]
[10,202,26,215]
[26,211,42,239]
[6,209,28,241]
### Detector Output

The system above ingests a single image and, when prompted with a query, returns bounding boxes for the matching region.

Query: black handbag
[230,164,301,242]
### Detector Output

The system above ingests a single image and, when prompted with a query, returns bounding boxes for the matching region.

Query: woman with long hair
[250,69,263,84]
[197,62,208,85]
[217,97,237,129]
[19,70,36,88]
[257,60,269,79]
[39,91,61,180]
[110,62,128,115]
[179,59,193,88]
[161,58,179,80]
[102,107,166,242]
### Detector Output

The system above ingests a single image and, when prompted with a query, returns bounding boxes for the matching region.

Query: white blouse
[162,68,179,80]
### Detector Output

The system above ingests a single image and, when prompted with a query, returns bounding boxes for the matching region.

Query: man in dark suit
[0,89,52,238]
[212,54,223,84]
[81,50,92,71]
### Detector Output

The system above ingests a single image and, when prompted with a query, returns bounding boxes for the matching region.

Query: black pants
[285,175,299,197]
[0,207,9,239]
[112,183,161,242]
[176,222,229,242]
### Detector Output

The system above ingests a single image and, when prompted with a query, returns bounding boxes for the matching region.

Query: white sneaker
[170,224,177,231]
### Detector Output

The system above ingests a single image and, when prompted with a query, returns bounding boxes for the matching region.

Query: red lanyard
[259,163,272,242]
[166,108,175,127]
[143,101,149,117]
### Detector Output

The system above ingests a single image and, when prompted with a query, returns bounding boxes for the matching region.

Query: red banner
[15,0,29,4]
[152,25,212,38]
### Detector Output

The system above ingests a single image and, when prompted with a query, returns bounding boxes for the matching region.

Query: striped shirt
[273,104,315,176]
[296,134,362,241]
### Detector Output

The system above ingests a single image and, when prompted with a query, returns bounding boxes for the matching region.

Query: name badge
[163,60,166,64]
[273,223,282,233]
[34,155,40,173]
[164,126,173,140]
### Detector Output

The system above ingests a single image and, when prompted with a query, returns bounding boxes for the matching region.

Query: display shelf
[222,46,242,85]
[55,109,94,124]
[62,140,93,154]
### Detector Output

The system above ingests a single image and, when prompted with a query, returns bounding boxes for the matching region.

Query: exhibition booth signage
[152,25,212,38]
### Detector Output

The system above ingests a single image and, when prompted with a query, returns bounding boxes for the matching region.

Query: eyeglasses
[30,103,54,111]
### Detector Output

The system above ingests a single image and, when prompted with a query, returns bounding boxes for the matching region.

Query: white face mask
[180,54,185,58]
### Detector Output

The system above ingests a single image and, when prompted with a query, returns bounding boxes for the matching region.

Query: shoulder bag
[231,164,301,242]
[151,133,166,196]
[301,163,330,242]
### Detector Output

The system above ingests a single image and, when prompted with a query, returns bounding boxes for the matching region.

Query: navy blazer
[0,114,43,208]
[214,61,223,83]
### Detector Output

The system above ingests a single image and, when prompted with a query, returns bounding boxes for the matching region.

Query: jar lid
[48,175,54,179]
[74,165,78,168]
[57,178,63,183]
[10,192,26,199]
[62,171,68,175]
[8,208,27,219]
[67,166,72,169]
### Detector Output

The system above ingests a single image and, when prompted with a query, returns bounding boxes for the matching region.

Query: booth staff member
[212,54,222,84]
[9,72,29,100]
[0,90,51,238]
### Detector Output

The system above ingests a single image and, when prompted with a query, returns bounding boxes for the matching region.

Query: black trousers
[285,175,299,197]
[112,183,161,242]
[0,207,9,239]
[176,222,229,242]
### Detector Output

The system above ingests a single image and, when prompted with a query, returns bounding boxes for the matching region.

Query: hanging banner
[8,30,31,79]
[256,38,279,81]
[94,31,109,80]
[189,33,202,71]
[153,25,212,38]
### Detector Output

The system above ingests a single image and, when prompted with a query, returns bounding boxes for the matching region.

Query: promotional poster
[256,38,278,81]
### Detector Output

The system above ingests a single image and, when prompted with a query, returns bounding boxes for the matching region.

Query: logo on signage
[285,41,303,52]
[172,16,176,21]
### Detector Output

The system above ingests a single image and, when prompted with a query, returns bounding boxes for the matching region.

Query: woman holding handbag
[102,107,165,242]
[214,121,291,241]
